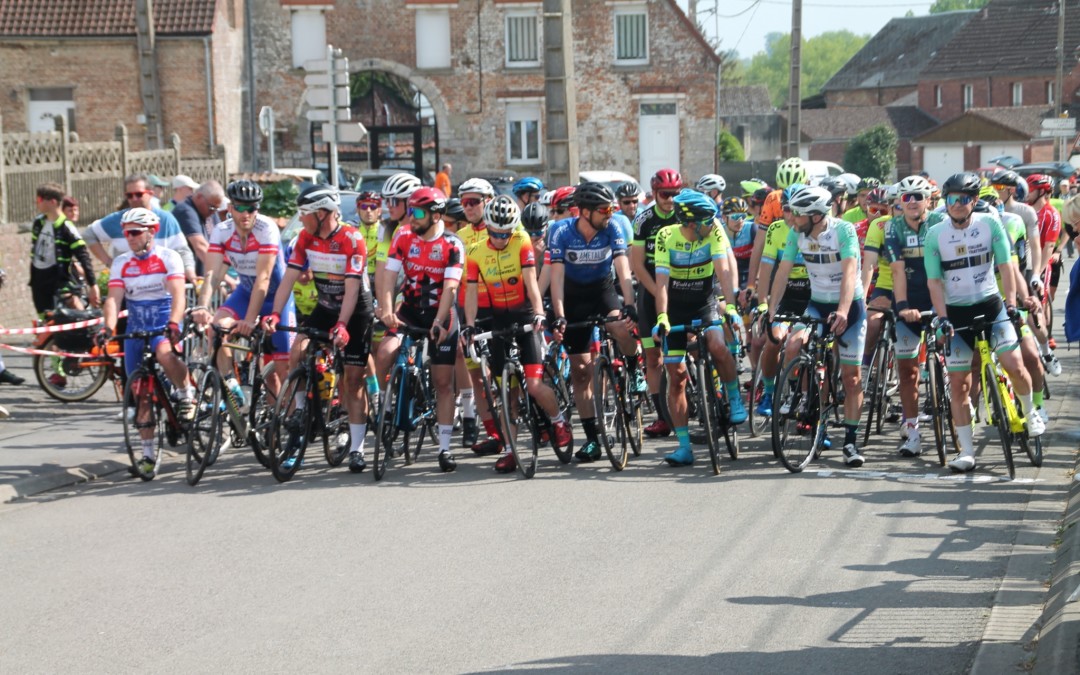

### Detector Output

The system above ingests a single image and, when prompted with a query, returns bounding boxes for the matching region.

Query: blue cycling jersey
[547,216,627,285]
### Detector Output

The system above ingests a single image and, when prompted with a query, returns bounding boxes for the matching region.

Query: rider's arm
[537,258,551,297]
[744,223,769,302]
[629,244,655,297]
[861,250,878,298]
[613,254,635,306]
[890,259,908,306]
[434,278,459,329]
[767,260,792,316]
[464,258,479,326]
[550,262,565,318]
[654,270,669,316]
[337,277,361,326]
[837,257,857,313]
[103,285,124,333]
[166,276,186,326]
[196,249,227,309]
[521,259,544,317]
[924,227,948,318]
[271,267,302,316]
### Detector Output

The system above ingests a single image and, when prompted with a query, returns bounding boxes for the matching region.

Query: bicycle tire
[985,364,1015,480]
[772,356,818,473]
[186,368,223,486]
[594,357,628,471]
[322,395,350,468]
[247,362,276,468]
[269,370,311,482]
[697,356,723,475]
[501,361,539,478]
[544,361,575,463]
[123,368,162,481]
[33,336,112,403]
[625,385,645,457]
[1013,396,1044,467]
[927,352,949,467]
[405,370,431,465]
[878,343,897,436]
[862,339,887,446]
[373,365,406,481]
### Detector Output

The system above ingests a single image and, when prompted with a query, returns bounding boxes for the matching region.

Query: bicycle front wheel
[863,339,888,446]
[501,362,538,478]
[248,362,276,468]
[772,356,817,473]
[34,336,112,403]
[984,364,1015,480]
[927,352,952,466]
[594,357,629,471]
[269,369,311,482]
[373,365,408,481]
[544,361,575,463]
[321,382,350,467]
[186,368,222,486]
[696,357,723,475]
[123,368,162,481]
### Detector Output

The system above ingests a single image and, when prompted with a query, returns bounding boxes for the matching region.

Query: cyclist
[99,208,194,475]
[925,172,1044,473]
[742,158,807,312]
[549,181,638,463]
[616,181,643,220]
[549,185,578,221]
[768,186,868,467]
[721,197,754,288]
[265,184,376,473]
[696,174,726,204]
[992,169,1041,273]
[512,176,545,210]
[862,185,901,375]
[883,175,944,457]
[522,202,551,288]
[854,187,890,250]
[442,198,466,233]
[354,191,382,275]
[631,169,683,437]
[817,176,850,223]
[192,180,295,403]
[375,186,466,472]
[462,196,572,473]
[652,189,746,466]
[373,172,422,304]
[1025,173,1064,375]
[842,177,880,223]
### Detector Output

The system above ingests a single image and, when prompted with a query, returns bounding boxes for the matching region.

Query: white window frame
[934,85,942,108]
[1048,81,1056,105]
[505,100,542,165]
[504,9,541,68]
[290,7,330,69]
[1012,82,1023,107]
[415,8,452,70]
[962,84,973,111]
[27,87,75,133]
[613,4,648,65]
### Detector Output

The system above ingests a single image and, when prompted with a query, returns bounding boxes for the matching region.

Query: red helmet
[407,186,447,213]
[550,186,577,213]
[1025,173,1054,194]
[651,169,683,192]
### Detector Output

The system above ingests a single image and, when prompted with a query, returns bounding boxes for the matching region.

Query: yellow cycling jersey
[356,220,380,275]
[863,215,893,290]
[466,229,536,312]
[654,224,727,301]
[761,218,809,279]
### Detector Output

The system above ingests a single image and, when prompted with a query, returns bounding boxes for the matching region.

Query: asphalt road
[0,261,1076,674]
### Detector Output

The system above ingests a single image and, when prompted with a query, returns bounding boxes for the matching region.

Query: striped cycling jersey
[924,212,1012,307]
[783,217,863,303]
[207,214,288,296]
[654,224,727,306]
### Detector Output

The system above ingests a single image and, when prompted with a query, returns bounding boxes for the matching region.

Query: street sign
[305,87,350,109]
[258,106,273,138]
[1041,118,1076,130]
[322,122,368,144]
[1039,129,1076,138]
[303,72,350,88]
[306,107,351,123]
[303,57,348,73]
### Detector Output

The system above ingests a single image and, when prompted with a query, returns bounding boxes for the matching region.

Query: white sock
[141,439,155,459]
[904,419,919,439]
[552,411,565,424]
[461,389,475,419]
[350,423,367,455]
[438,424,453,453]
[1039,341,1051,356]
[957,424,974,457]
[1019,393,1034,417]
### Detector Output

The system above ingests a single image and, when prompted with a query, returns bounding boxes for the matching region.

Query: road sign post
[258,106,276,172]
[304,45,352,187]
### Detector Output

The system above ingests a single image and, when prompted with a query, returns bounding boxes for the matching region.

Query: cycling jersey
[756,190,783,231]
[783,217,864,304]
[842,205,865,224]
[457,222,491,308]
[208,214,288,296]
[632,203,678,277]
[1036,202,1061,256]
[882,211,945,310]
[355,220,380,275]
[654,224,728,307]
[863,215,894,290]
[547,217,627,285]
[108,245,184,328]
[466,229,536,313]
[384,224,465,311]
[287,225,369,313]
[374,220,404,264]
[924,213,1012,306]
[725,217,755,261]
[86,207,196,272]
[853,217,872,250]
[761,219,808,279]
[1001,211,1027,268]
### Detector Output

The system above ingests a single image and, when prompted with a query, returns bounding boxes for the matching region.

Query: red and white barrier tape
[0,310,127,336]
[0,343,105,359]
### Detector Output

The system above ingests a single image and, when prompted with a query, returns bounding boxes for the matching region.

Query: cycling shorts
[773,278,811,326]
[124,300,173,377]
[385,305,457,367]
[637,291,657,349]
[944,298,1018,372]
[220,288,295,359]
[563,277,622,355]
[302,304,374,368]
[1050,257,1063,287]
[869,287,894,304]
[486,311,545,380]
[660,302,720,363]
[798,298,867,367]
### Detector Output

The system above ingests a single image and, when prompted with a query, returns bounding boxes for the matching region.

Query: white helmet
[837,173,861,197]
[695,174,726,194]
[538,190,554,207]
[788,185,833,216]
[120,207,161,231]
[483,195,520,232]
[458,178,495,198]
[381,172,421,200]
[896,175,933,199]
[297,183,341,214]
[884,182,901,203]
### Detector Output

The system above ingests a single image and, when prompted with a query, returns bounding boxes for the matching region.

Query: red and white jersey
[108,245,185,303]
[384,224,465,310]
[287,224,367,311]
[1036,202,1061,251]
[208,214,286,291]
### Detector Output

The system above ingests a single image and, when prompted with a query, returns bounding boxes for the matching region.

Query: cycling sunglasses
[487,228,513,240]
[232,203,259,213]
[945,194,975,206]
[900,193,925,203]
[409,207,428,220]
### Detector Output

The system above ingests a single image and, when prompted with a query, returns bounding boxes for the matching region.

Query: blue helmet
[782,182,806,205]
[672,188,718,224]
[512,176,545,196]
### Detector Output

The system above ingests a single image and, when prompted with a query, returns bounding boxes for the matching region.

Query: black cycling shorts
[661,301,719,357]
[776,278,812,317]
[563,277,621,355]
[486,311,544,379]
[302,304,374,367]
[387,305,458,366]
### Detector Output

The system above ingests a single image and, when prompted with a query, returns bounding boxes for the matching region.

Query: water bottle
[317,363,336,400]
[225,377,246,408]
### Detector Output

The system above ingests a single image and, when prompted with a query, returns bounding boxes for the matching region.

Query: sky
[676,0,945,60]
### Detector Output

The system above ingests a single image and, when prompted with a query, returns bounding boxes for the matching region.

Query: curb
[1035,443,1080,675]
[0,459,129,504]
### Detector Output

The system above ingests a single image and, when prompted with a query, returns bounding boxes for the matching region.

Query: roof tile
[0,0,216,37]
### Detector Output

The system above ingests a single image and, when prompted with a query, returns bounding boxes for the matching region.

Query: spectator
[61,195,80,224]
[167,174,198,212]
[171,180,224,269]
[0,267,25,391]
[146,174,169,209]
[30,182,98,315]
[435,162,452,197]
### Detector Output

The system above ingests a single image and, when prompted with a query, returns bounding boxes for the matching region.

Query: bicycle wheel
[322,392,350,468]
[373,365,409,481]
[984,365,1015,480]
[269,370,311,482]
[248,362,276,468]
[405,371,431,465]
[594,357,628,471]
[123,368,161,481]
[772,356,818,473]
[1014,397,1043,468]
[926,352,950,467]
[501,362,539,478]
[34,336,112,403]
[544,361,575,463]
[625,386,644,457]
[696,356,723,475]
[878,343,898,435]
[186,368,223,486]
[862,339,888,446]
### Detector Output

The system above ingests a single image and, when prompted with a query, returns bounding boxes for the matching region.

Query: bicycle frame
[970,317,1024,435]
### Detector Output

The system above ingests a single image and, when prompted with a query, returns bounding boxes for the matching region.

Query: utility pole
[1056,0,1066,161]
[542,0,579,187]
[786,0,803,159]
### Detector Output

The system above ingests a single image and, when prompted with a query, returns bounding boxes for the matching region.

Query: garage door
[981,144,1023,167]
[921,144,964,184]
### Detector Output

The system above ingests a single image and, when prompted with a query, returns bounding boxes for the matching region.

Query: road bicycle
[33,305,121,403]
[541,335,575,463]
[863,306,898,445]
[916,312,957,467]
[267,326,351,482]
[373,323,439,481]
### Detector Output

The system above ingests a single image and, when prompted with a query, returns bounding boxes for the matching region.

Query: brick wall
[0,224,36,330]
[918,64,1080,122]
[825,86,916,108]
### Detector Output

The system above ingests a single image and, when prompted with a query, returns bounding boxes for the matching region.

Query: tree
[717,130,745,163]
[930,0,989,12]
[844,125,898,181]
[743,31,870,108]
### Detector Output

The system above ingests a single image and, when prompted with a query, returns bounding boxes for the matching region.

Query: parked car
[275,168,326,188]
[280,190,361,244]
[1012,162,1077,180]
[802,160,844,186]
[986,155,1022,169]
[579,170,639,195]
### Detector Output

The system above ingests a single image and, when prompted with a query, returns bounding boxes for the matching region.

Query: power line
[732,0,763,55]
[758,0,934,7]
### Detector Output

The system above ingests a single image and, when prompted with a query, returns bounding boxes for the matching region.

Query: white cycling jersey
[924,212,1012,306]
[782,216,863,304]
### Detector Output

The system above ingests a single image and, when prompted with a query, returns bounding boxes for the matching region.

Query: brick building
[252,0,721,186]
[0,0,245,169]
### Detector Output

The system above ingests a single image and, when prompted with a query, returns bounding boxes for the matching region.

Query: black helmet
[521,202,550,234]
[296,183,340,213]
[818,176,847,200]
[226,179,263,205]
[721,196,749,215]
[990,168,1020,187]
[615,181,642,199]
[443,197,466,221]
[857,177,881,192]
[942,172,982,196]
[574,181,615,210]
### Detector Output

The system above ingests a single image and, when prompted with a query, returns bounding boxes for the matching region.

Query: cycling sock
[724,380,740,399]
[675,426,690,449]
[438,424,453,453]
[651,393,663,417]
[957,424,974,456]
[483,416,500,440]
[350,423,366,455]
[141,439,155,459]
[763,376,775,395]
[1034,390,1044,407]
[1019,393,1034,417]
[460,389,475,418]
[551,411,565,424]
[843,421,859,446]
[581,417,599,442]
[1039,341,1051,356]
[903,419,919,439]
[365,375,379,399]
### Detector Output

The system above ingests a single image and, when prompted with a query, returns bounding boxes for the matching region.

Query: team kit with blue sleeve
[108,246,186,375]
